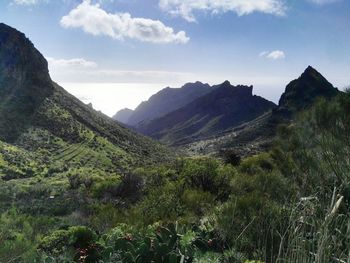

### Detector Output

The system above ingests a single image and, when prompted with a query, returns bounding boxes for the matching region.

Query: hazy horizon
[59,69,347,117]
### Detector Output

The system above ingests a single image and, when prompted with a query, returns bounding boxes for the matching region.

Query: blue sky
[1,0,349,115]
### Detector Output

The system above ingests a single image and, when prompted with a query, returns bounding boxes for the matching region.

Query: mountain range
[113,66,339,155]
[182,66,339,156]
[136,82,276,146]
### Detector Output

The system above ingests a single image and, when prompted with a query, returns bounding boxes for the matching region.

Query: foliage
[273,93,350,262]
[180,157,234,201]
[39,226,101,262]
[2,93,350,262]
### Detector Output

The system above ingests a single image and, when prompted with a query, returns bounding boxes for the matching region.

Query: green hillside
[0,23,172,215]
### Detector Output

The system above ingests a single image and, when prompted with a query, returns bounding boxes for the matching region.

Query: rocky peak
[278,66,339,113]
[215,81,253,98]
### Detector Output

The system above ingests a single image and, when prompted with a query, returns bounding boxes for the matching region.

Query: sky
[1,0,350,116]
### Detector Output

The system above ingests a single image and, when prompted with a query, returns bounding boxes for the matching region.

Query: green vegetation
[2,92,350,262]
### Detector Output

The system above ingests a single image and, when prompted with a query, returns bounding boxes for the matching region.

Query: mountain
[0,23,54,142]
[0,23,171,177]
[181,66,340,156]
[113,108,134,124]
[126,81,212,126]
[136,81,276,146]
[275,66,339,119]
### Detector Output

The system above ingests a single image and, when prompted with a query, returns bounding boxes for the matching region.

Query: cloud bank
[46,57,98,68]
[260,50,286,60]
[307,0,341,4]
[13,0,39,5]
[60,0,189,44]
[159,0,286,22]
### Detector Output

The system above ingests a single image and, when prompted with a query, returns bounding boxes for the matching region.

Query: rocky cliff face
[0,23,54,142]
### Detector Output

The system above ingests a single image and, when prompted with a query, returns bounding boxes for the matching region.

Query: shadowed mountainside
[181,66,340,157]
[112,108,134,124]
[125,81,212,126]
[136,81,276,146]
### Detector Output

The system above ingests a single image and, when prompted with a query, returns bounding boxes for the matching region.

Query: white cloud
[307,0,340,4]
[259,51,269,57]
[13,0,39,5]
[46,54,195,84]
[159,0,286,22]
[259,50,285,60]
[60,0,189,44]
[46,57,98,68]
[50,68,196,84]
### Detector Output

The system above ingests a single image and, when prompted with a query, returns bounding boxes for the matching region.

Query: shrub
[68,173,82,189]
[39,226,101,262]
[89,204,127,233]
[180,158,234,200]
[91,176,121,199]
[239,153,274,175]
[220,149,241,166]
[181,189,215,216]
[132,182,182,225]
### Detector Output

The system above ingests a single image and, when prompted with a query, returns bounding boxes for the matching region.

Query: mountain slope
[127,81,212,125]
[0,23,54,142]
[113,108,134,124]
[137,81,276,146]
[0,23,171,174]
[182,66,340,156]
[0,23,175,217]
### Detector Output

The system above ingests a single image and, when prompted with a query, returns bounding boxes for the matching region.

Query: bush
[239,153,274,175]
[181,189,215,216]
[221,149,241,166]
[91,176,121,199]
[180,158,234,200]
[39,226,101,262]
[89,204,127,233]
[132,182,183,225]
[0,208,59,262]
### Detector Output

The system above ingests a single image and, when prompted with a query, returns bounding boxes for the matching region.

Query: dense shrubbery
[271,93,350,262]
[2,154,292,262]
[1,93,350,262]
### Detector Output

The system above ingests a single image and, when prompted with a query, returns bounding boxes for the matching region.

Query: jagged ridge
[136,81,276,146]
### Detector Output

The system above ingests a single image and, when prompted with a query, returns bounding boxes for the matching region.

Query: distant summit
[276,65,339,118]
[126,81,212,126]
[113,108,134,124]
[136,81,276,145]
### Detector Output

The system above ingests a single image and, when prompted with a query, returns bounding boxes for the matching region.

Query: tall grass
[277,188,349,263]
